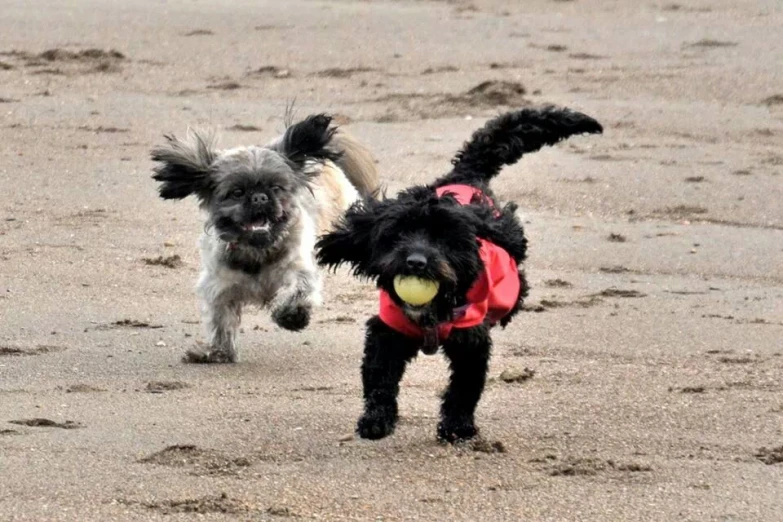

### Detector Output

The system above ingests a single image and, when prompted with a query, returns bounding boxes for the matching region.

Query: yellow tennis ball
[393,276,440,306]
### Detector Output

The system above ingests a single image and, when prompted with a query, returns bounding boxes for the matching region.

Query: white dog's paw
[272,303,312,331]
[182,342,237,364]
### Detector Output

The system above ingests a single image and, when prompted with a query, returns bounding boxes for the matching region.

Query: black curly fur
[438,325,492,442]
[316,106,602,443]
[442,105,602,188]
[358,317,421,440]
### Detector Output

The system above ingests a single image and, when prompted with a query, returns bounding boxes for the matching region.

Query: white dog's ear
[151,129,217,201]
[273,113,342,170]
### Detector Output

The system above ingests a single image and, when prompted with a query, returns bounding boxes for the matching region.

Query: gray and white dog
[151,114,378,363]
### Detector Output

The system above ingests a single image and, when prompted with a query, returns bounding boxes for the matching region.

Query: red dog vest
[378,184,520,343]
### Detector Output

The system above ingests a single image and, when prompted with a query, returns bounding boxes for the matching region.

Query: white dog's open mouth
[243,219,270,233]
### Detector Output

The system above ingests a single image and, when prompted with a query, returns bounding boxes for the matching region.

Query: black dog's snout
[251,193,269,206]
[406,253,428,270]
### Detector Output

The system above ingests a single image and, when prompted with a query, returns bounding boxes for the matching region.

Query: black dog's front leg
[357,316,419,440]
[438,325,491,443]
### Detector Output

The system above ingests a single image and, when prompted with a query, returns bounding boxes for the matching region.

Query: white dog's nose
[251,192,269,205]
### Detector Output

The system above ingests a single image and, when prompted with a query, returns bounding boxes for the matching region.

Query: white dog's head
[151,114,340,250]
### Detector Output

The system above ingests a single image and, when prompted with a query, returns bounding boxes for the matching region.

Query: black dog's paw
[357,410,397,440]
[437,420,478,444]
[273,304,311,331]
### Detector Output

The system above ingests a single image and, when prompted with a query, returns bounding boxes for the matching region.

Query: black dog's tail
[441,106,602,186]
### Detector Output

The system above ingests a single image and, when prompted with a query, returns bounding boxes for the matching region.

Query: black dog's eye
[271,185,283,194]
[230,188,245,199]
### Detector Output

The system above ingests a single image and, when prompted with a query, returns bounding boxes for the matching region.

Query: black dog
[316,106,602,442]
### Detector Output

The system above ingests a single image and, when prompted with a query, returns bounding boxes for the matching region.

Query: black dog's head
[316,187,526,325]
[151,114,340,249]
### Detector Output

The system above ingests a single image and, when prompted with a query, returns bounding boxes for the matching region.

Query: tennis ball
[393,276,440,306]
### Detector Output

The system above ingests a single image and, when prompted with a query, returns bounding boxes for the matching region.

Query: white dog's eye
[231,188,245,199]
[271,185,283,194]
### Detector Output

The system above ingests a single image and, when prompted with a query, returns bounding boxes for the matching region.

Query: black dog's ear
[274,114,342,170]
[316,199,377,277]
[151,130,217,201]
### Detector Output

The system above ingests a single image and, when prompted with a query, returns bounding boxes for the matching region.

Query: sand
[1,0,781,520]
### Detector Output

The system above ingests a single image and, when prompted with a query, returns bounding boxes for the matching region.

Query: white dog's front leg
[185,278,243,364]
[269,269,321,332]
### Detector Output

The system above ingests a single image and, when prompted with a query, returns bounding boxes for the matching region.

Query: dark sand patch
[89,61,122,73]
[137,493,253,515]
[207,81,242,90]
[139,444,252,476]
[421,65,460,75]
[547,457,652,476]
[245,65,291,79]
[315,67,375,78]
[754,446,783,465]
[372,80,530,121]
[65,384,107,393]
[0,344,66,356]
[457,80,527,106]
[761,95,783,107]
[569,53,606,60]
[226,124,263,132]
[183,29,214,36]
[30,68,64,75]
[717,356,755,365]
[654,205,708,218]
[591,288,646,298]
[670,386,706,394]
[77,125,129,133]
[499,367,535,383]
[662,3,712,12]
[9,418,82,429]
[142,254,183,268]
[468,439,507,454]
[3,48,127,75]
[685,39,737,49]
[105,319,164,329]
[145,381,191,393]
[549,457,611,476]
[537,295,604,309]
[37,48,126,62]
[543,278,572,288]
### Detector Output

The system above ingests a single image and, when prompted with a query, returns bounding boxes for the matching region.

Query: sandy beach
[1,0,781,520]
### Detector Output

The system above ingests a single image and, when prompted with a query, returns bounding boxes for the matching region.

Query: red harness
[378,185,520,347]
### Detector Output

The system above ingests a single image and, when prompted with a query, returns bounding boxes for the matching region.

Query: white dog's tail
[331,129,380,199]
